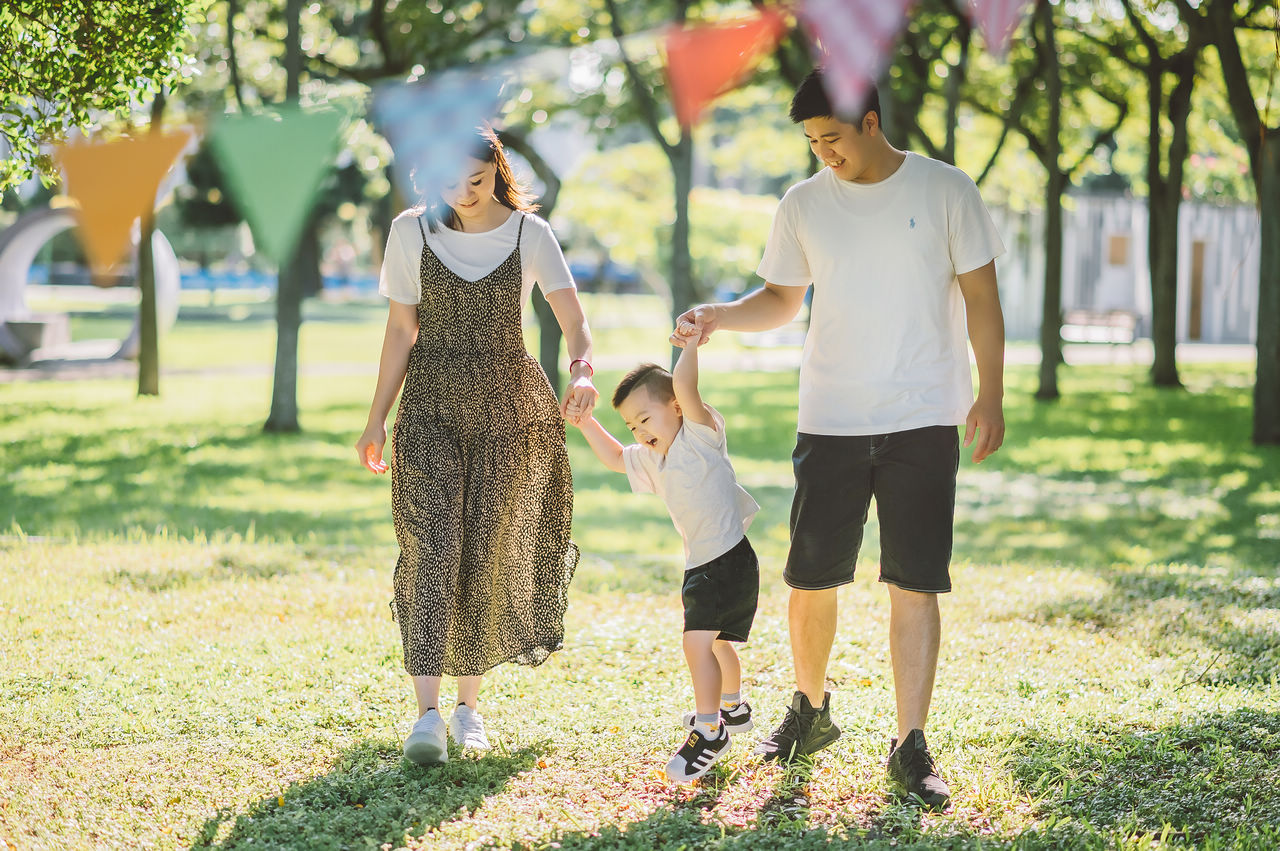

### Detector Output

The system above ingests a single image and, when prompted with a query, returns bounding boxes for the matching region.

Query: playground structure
[0,207,180,364]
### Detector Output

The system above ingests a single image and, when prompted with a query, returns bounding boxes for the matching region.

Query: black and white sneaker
[683,701,755,734]
[665,725,730,783]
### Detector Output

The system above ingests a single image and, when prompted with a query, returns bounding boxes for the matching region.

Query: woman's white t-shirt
[378,208,575,307]
[756,152,1005,436]
[622,406,760,570]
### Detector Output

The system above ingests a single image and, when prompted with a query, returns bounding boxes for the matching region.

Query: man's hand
[963,394,1004,463]
[670,304,719,347]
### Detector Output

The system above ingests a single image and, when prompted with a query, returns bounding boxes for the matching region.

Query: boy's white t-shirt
[622,406,760,570]
[756,152,1005,436]
[378,208,575,307]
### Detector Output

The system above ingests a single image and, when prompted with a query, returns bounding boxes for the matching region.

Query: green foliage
[560,145,778,302]
[0,0,210,191]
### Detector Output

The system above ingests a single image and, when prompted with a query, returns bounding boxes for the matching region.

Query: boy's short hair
[612,363,676,409]
[789,67,881,131]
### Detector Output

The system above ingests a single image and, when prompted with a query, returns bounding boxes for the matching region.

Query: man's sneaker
[403,708,448,765]
[665,725,730,783]
[886,729,951,809]
[448,703,491,751]
[681,700,755,734]
[753,691,841,763]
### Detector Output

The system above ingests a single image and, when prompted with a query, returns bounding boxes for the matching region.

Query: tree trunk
[137,89,166,397]
[1255,132,1280,444]
[1152,56,1194,388]
[503,128,563,387]
[265,0,304,433]
[1034,0,1062,401]
[669,130,694,369]
[265,235,305,432]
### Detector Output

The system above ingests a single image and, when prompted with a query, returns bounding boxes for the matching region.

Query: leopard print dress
[390,213,579,678]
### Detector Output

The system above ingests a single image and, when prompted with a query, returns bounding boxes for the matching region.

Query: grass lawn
[2,295,1278,849]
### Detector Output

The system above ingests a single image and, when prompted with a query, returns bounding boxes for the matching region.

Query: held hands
[561,375,599,426]
[355,422,389,474]
[670,305,718,347]
[964,394,1005,463]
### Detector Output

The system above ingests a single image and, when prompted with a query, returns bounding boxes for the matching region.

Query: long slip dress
[390,213,579,677]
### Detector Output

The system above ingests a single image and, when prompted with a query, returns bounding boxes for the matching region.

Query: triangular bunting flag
[55,130,193,275]
[207,106,344,266]
[968,0,1032,58]
[664,9,787,128]
[798,0,915,120]
[371,71,505,203]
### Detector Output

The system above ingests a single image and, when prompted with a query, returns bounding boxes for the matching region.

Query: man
[672,69,1006,809]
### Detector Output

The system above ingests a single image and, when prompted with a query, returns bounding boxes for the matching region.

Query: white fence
[990,192,1260,343]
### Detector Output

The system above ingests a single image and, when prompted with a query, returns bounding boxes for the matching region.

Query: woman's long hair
[419,123,539,232]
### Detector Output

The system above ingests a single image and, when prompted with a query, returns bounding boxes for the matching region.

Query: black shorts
[784,426,959,594]
[681,536,759,642]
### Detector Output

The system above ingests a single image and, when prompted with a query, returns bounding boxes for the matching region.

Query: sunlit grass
[2,296,1278,849]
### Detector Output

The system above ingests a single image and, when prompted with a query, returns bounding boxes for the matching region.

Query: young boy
[569,325,760,783]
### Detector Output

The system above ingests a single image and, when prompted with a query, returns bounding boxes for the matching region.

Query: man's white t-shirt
[756,152,1005,436]
[378,208,575,307]
[622,406,760,570]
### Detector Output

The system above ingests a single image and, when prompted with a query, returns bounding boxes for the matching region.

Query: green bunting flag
[207,105,345,266]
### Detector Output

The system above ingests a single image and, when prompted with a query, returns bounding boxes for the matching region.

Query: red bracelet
[569,358,593,377]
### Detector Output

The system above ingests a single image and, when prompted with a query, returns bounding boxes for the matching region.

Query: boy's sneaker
[886,729,950,809]
[681,700,755,734]
[753,691,840,763]
[448,703,491,751]
[403,708,448,765]
[665,725,730,783]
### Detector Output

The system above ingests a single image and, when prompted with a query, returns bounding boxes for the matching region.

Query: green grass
[2,296,1278,849]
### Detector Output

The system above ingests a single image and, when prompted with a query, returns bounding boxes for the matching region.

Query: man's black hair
[789,68,881,131]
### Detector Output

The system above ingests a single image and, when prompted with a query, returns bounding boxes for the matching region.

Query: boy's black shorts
[682,536,759,642]
[784,426,959,594]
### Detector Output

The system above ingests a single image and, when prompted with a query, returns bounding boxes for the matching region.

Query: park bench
[1060,308,1138,346]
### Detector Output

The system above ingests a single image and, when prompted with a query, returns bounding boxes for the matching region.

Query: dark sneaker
[886,729,951,809]
[682,700,755,734]
[665,725,730,782]
[753,691,841,763]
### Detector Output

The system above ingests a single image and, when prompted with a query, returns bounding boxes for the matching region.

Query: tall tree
[0,0,206,191]
[1178,0,1280,444]
[1081,3,1205,389]
[263,0,305,432]
[972,0,1128,400]
[600,0,698,350]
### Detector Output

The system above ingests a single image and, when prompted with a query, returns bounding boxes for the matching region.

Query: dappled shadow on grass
[954,366,1280,570]
[1005,708,1280,847]
[2,419,387,545]
[193,738,546,850]
[1028,562,1280,688]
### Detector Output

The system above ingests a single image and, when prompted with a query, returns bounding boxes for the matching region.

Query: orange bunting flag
[664,9,787,128]
[54,130,193,275]
[967,0,1033,58]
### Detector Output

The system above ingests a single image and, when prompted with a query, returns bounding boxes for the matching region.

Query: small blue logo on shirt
[908,217,916,229]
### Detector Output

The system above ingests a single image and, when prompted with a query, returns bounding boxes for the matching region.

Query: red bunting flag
[664,9,787,128]
[967,0,1033,58]
[798,0,914,120]
[55,130,193,275]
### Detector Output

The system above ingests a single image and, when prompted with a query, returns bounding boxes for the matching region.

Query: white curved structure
[0,207,181,361]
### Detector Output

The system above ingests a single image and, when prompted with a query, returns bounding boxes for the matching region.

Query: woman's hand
[561,376,599,425]
[356,422,389,474]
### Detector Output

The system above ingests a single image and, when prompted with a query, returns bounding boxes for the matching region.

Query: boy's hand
[671,305,718,347]
[561,376,598,425]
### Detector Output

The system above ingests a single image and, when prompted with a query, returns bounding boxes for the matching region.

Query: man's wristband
[569,358,593,377]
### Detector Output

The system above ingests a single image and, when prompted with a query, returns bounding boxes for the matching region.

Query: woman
[356,124,597,765]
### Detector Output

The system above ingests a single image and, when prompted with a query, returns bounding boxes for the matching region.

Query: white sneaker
[448,703,491,751]
[403,708,448,765]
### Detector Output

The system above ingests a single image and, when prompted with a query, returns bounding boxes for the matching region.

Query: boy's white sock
[694,712,720,737]
[721,692,741,709]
